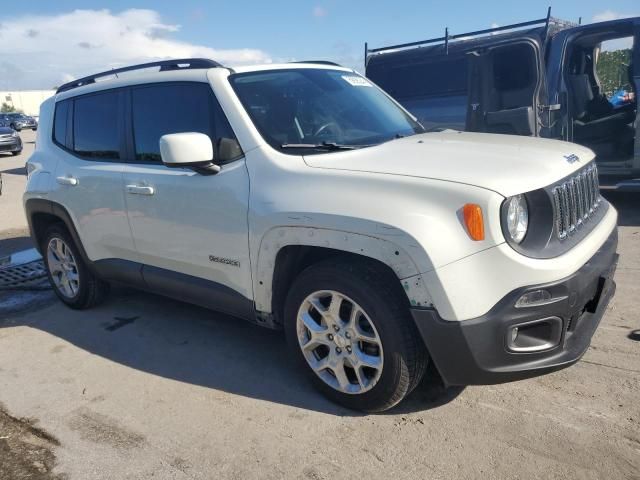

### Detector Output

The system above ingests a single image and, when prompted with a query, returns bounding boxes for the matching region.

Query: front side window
[131,83,241,163]
[229,69,424,153]
[73,91,120,159]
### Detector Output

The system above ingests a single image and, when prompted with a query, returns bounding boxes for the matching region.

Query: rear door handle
[126,185,155,196]
[56,176,78,186]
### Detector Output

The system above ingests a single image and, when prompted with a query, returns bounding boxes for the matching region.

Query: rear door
[479,40,543,136]
[50,90,135,263]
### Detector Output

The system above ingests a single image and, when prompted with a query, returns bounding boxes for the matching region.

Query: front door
[121,82,253,312]
[556,18,638,175]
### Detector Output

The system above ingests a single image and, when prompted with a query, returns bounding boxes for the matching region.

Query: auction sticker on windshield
[342,75,372,87]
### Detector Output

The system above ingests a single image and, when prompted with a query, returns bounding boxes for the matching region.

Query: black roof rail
[291,60,343,66]
[365,7,577,59]
[56,58,223,94]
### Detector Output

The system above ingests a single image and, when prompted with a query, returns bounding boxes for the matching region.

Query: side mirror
[159,132,220,174]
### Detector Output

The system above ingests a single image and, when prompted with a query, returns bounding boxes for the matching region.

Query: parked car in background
[0,112,38,131]
[24,58,618,412]
[366,9,639,189]
[0,125,22,156]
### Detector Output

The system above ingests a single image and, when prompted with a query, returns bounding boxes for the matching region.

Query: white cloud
[591,10,636,22]
[313,6,328,18]
[0,9,271,90]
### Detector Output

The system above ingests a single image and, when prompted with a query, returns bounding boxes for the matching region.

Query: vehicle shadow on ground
[0,167,26,176]
[1,286,463,416]
[602,191,640,227]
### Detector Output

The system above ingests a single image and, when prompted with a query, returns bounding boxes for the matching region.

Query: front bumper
[412,228,618,385]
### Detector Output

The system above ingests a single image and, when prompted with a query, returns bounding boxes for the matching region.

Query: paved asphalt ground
[0,130,639,479]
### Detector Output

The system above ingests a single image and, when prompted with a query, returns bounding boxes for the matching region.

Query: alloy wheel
[296,290,384,394]
[47,237,80,298]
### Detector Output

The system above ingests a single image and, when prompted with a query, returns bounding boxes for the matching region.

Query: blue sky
[0,1,637,89]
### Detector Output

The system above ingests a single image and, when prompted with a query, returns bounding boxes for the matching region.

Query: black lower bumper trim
[412,228,618,386]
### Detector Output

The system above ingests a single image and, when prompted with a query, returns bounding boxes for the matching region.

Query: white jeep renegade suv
[24,59,618,412]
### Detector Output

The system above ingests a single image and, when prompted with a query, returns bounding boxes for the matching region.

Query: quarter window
[53,99,70,148]
[73,91,120,159]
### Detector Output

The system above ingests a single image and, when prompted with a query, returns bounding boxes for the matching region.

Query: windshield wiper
[281,142,358,151]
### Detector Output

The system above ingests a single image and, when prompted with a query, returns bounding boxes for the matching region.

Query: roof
[53,59,354,100]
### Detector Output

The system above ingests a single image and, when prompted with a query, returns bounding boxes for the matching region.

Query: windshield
[229,69,424,153]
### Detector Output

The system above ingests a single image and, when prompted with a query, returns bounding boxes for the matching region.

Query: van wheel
[284,258,428,412]
[42,224,109,309]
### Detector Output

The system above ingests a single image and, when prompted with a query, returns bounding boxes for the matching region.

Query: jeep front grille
[552,164,600,240]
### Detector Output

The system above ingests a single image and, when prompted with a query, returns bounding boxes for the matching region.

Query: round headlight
[506,194,528,244]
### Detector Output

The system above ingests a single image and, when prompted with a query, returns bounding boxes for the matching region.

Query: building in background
[0,90,56,117]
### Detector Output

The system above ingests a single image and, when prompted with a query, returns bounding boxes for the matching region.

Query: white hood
[303,131,594,197]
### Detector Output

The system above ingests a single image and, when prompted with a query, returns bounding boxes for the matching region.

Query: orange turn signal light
[463,203,485,241]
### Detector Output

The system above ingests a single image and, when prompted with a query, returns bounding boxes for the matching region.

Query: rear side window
[131,83,242,163]
[53,100,70,148]
[73,91,120,159]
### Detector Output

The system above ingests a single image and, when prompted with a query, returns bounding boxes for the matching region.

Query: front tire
[42,224,109,309]
[284,258,428,412]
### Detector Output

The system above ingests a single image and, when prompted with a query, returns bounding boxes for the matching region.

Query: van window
[53,100,70,148]
[73,91,120,159]
[489,44,537,110]
[131,83,241,163]
[369,56,469,130]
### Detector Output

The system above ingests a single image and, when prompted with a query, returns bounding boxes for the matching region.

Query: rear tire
[11,151,21,156]
[284,258,428,412]
[42,224,109,309]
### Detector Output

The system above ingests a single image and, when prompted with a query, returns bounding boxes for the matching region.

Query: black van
[366,9,639,188]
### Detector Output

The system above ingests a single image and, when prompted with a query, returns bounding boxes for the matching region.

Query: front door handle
[56,176,78,186]
[126,185,155,196]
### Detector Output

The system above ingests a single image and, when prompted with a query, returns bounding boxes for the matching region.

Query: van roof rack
[56,58,223,94]
[365,7,578,59]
